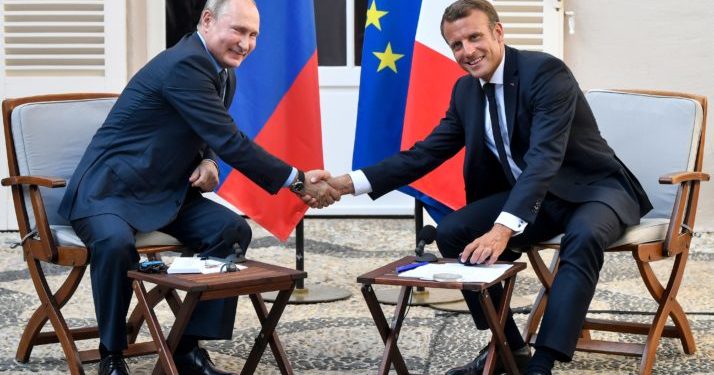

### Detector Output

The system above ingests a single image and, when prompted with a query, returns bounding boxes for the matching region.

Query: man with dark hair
[60,0,337,374]
[326,0,651,374]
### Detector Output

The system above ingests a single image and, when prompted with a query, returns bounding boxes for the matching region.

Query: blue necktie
[218,69,228,103]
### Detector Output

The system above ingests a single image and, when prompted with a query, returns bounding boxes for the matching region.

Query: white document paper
[397,263,512,283]
[167,257,247,274]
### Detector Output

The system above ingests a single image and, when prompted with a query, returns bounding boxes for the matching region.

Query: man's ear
[199,9,213,31]
[493,22,505,42]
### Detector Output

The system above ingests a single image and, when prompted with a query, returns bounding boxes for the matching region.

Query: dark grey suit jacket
[59,33,292,231]
[363,46,652,226]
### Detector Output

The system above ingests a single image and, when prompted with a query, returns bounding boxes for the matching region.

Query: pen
[396,261,429,273]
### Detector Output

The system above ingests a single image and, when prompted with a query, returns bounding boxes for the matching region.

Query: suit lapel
[503,46,519,139]
[471,77,486,162]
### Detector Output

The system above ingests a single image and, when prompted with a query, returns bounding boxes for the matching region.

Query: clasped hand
[299,172,356,209]
[299,170,341,208]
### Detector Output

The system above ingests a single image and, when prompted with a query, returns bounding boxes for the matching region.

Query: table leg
[361,284,411,375]
[131,280,178,375]
[478,276,520,375]
[241,288,293,375]
[152,291,202,375]
[249,292,294,375]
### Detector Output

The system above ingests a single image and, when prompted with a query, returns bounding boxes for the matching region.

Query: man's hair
[197,0,257,29]
[203,0,231,18]
[440,0,500,38]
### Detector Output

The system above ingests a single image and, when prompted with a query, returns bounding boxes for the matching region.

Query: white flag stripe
[414,0,455,61]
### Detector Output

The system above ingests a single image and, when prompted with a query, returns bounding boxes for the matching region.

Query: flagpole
[262,219,352,304]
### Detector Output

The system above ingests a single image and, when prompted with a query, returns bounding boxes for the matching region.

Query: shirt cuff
[349,170,372,195]
[495,212,527,236]
[282,167,298,188]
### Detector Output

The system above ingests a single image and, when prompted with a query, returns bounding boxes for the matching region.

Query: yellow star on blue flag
[373,42,404,73]
[365,0,388,30]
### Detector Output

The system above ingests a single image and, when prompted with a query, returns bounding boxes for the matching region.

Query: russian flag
[216,0,323,241]
[353,0,465,221]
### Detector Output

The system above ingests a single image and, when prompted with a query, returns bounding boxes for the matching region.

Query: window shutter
[1,0,127,97]
[494,0,563,58]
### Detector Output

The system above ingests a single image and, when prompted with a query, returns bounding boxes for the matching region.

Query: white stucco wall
[563,0,714,231]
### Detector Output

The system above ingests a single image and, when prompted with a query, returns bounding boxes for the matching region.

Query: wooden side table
[357,256,526,375]
[128,260,306,375]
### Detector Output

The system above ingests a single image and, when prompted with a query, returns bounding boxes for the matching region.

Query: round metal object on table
[374,287,463,306]
[262,285,352,304]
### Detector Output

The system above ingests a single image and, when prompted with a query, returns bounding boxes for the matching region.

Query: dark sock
[99,343,122,359]
[526,347,557,374]
[504,316,526,351]
[175,335,199,355]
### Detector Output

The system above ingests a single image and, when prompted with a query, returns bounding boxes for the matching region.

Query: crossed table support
[357,256,526,375]
[127,260,306,375]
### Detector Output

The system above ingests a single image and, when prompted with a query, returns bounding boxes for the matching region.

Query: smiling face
[443,9,504,81]
[199,0,259,69]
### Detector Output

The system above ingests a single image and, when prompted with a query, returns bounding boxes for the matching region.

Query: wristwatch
[289,170,306,194]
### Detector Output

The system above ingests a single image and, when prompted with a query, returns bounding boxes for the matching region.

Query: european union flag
[353,0,453,221]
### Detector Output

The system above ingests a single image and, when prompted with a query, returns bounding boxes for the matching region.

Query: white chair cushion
[539,218,670,249]
[50,225,182,248]
[586,90,703,220]
[11,98,118,228]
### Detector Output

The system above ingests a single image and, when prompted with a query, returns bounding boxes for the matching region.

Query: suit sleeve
[502,58,579,223]
[163,55,292,194]
[362,79,467,199]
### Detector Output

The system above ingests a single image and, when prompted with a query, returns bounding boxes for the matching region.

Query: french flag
[216,0,323,241]
[353,0,465,221]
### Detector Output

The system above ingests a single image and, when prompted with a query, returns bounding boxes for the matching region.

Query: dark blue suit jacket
[59,33,292,231]
[363,47,652,225]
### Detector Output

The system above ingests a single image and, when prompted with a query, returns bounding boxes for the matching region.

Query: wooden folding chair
[2,93,186,374]
[523,90,709,374]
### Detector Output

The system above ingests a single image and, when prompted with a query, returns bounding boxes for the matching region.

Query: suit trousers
[72,190,252,351]
[435,191,626,360]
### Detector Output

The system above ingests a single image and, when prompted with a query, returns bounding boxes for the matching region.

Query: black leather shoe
[445,345,530,375]
[174,346,235,375]
[98,353,129,375]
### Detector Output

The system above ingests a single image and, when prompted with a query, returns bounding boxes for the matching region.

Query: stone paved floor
[0,218,712,374]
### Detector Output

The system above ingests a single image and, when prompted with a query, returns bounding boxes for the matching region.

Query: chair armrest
[1,176,66,188]
[659,172,710,184]
[1,175,65,263]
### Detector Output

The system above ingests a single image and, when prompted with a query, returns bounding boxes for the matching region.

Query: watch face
[292,181,305,193]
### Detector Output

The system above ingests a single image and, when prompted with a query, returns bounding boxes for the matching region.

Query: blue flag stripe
[229,0,317,140]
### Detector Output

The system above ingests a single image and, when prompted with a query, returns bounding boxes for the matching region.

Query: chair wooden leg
[16,262,87,363]
[25,259,85,374]
[636,252,695,374]
[523,249,559,344]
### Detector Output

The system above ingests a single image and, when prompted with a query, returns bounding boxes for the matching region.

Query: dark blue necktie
[484,83,516,185]
[218,69,228,103]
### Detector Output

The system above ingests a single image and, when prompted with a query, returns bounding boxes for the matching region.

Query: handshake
[296,170,356,209]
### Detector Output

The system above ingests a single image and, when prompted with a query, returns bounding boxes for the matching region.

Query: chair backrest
[586,90,706,220]
[3,94,117,233]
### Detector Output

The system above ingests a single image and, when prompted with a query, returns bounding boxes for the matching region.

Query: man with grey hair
[59,0,337,374]
[325,0,651,374]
